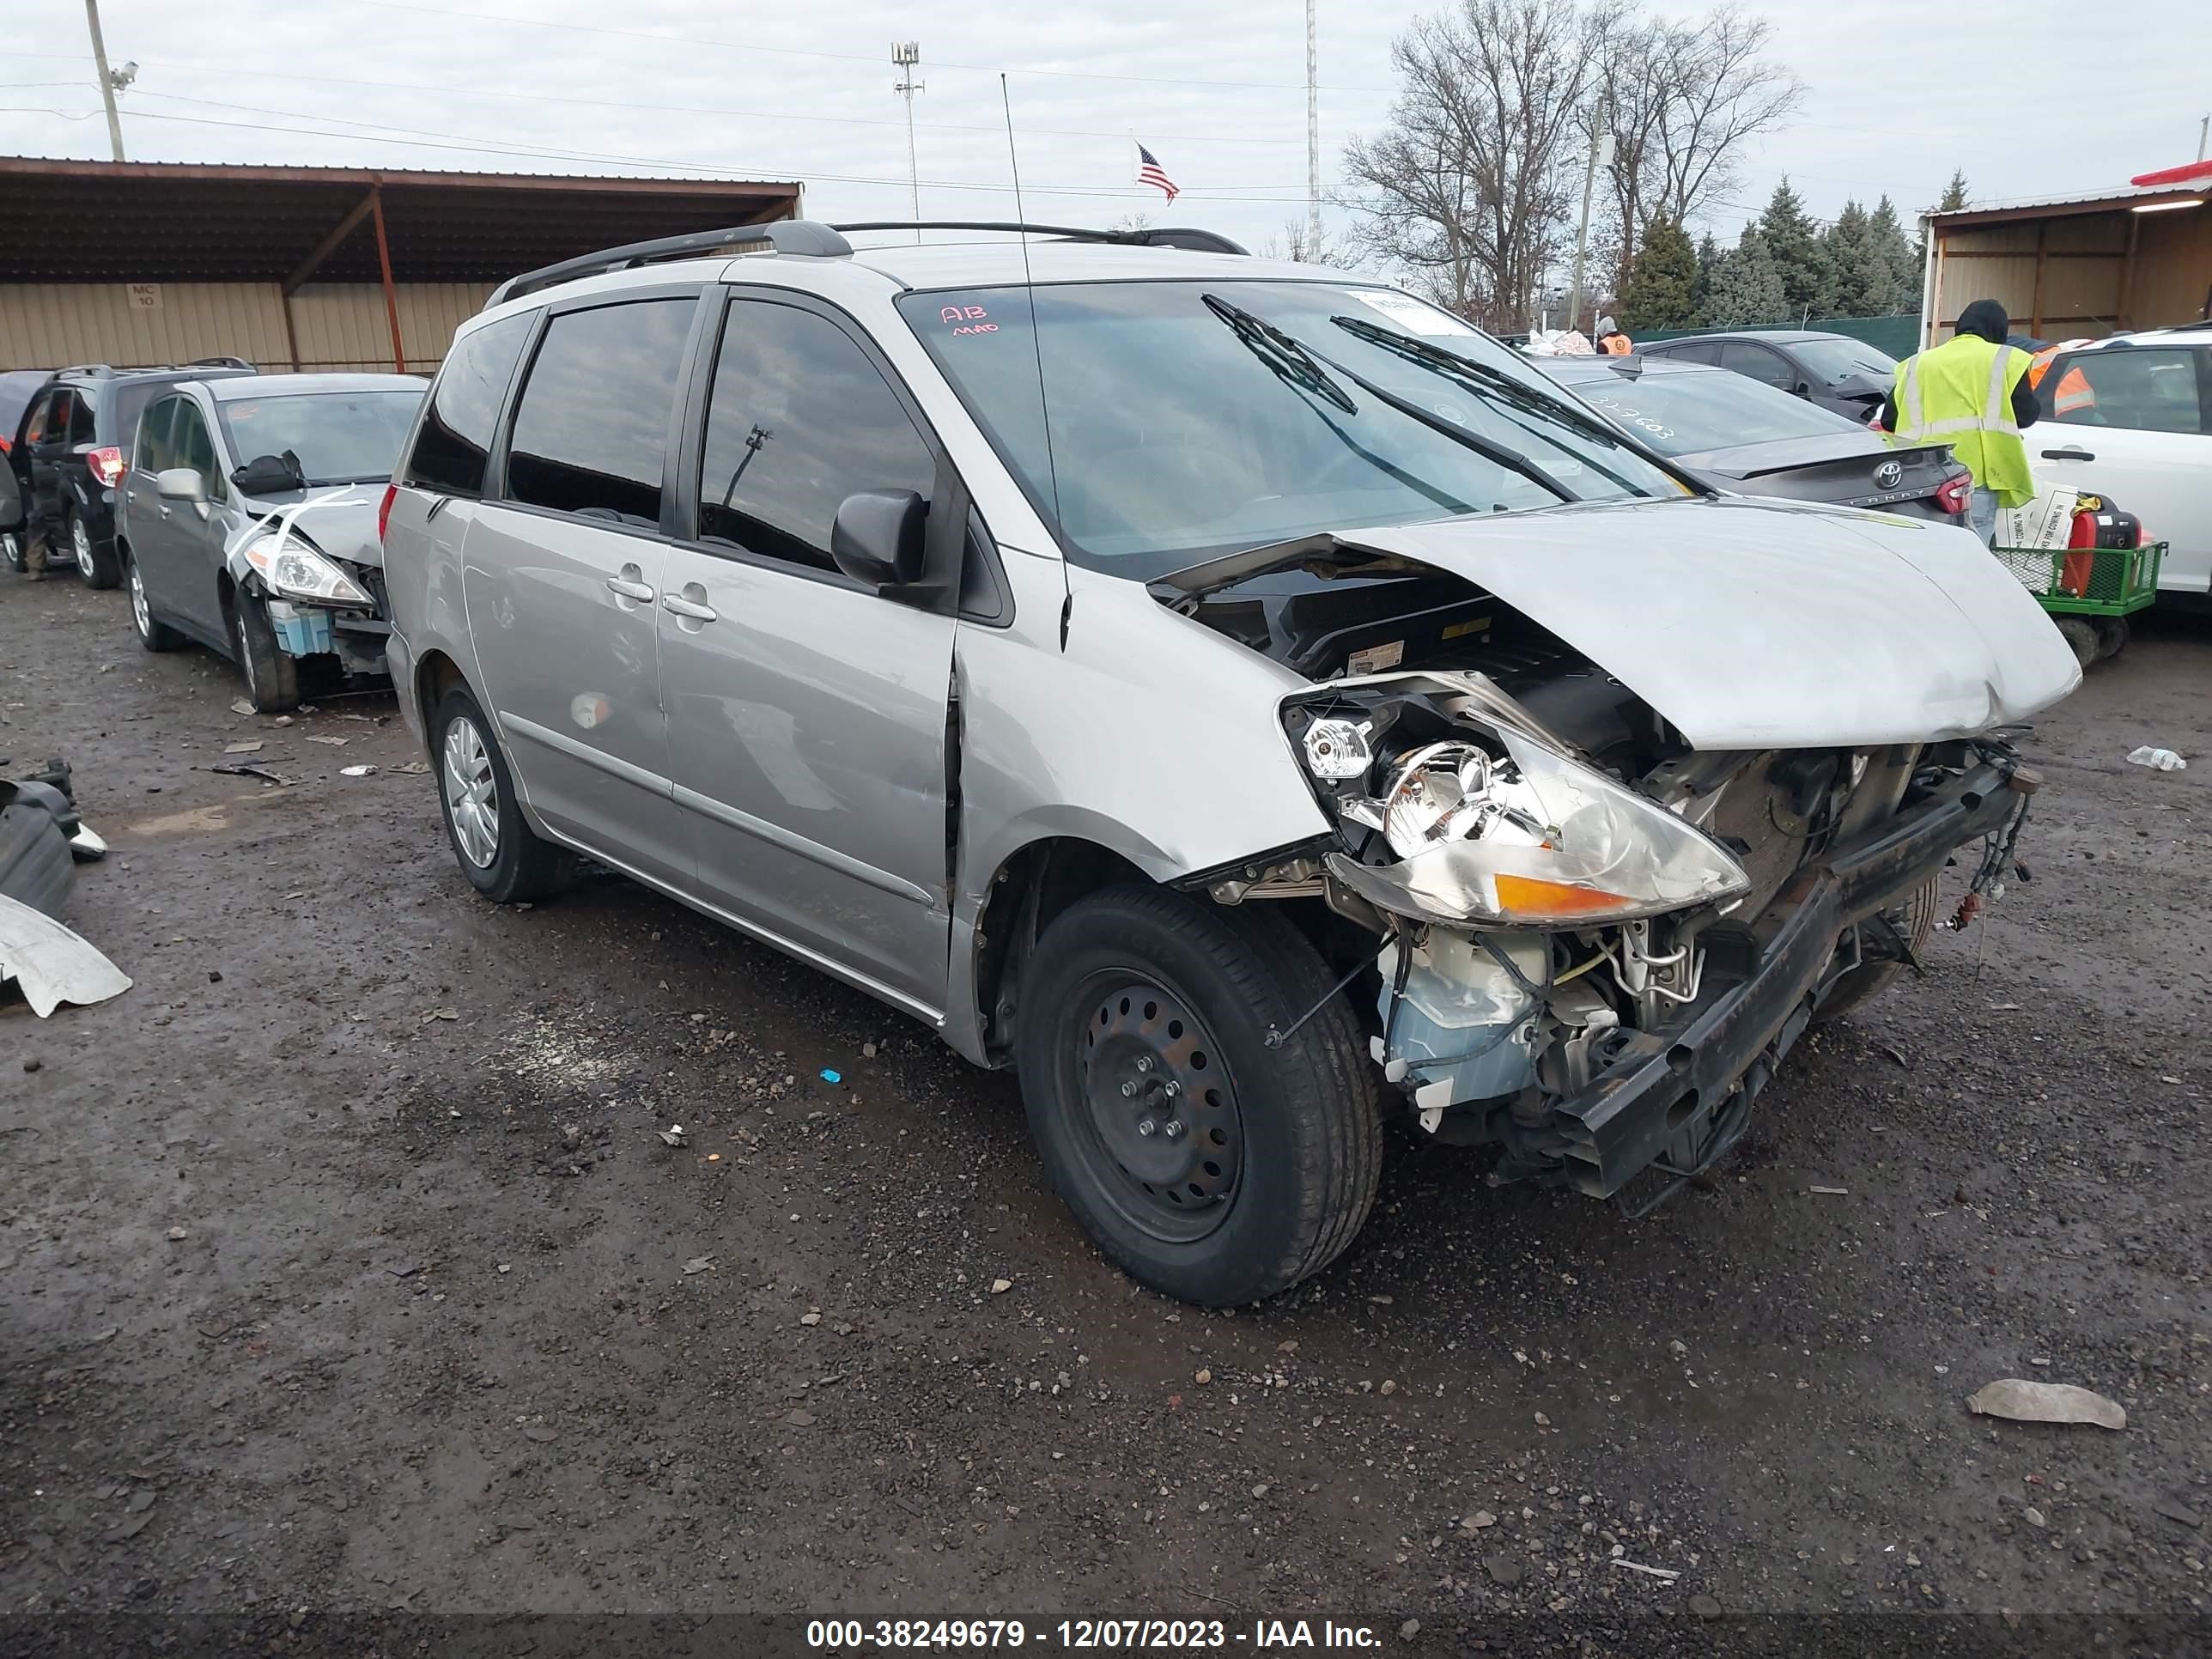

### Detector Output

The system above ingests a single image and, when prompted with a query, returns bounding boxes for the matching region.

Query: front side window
[900,280,1684,574]
[403,311,532,497]
[1718,342,1796,390]
[219,391,422,486]
[135,396,179,476]
[2040,347,2205,434]
[1793,337,1898,386]
[696,299,936,574]
[169,401,222,498]
[504,298,696,527]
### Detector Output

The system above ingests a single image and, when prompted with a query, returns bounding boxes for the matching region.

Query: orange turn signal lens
[1492,873,1634,919]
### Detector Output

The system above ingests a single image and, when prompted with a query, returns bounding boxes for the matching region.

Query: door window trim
[667,284,1006,624]
[133,394,180,477]
[482,283,711,547]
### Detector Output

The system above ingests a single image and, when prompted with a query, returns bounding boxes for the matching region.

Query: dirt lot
[3,570,2208,1653]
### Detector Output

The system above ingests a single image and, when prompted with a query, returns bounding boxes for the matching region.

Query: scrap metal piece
[0,892,132,1018]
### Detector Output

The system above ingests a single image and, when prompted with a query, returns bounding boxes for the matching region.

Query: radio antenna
[1000,73,1071,645]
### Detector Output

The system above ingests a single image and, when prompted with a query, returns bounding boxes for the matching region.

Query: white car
[2027,324,2212,598]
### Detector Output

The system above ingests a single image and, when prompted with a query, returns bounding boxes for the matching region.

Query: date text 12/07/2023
[805,1619,1389,1650]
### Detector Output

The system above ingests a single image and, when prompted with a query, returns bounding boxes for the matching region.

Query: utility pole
[1304,0,1322,258]
[84,0,126,162]
[2198,112,2209,162]
[1566,114,1613,337]
[892,42,923,239]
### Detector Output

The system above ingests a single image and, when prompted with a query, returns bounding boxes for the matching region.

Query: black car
[6,358,255,586]
[1634,330,1899,422]
[1540,355,1971,520]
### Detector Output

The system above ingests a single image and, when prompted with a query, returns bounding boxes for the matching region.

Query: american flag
[1134,143,1179,204]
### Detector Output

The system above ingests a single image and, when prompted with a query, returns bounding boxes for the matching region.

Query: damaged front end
[224,489,392,678]
[1243,671,2036,1209]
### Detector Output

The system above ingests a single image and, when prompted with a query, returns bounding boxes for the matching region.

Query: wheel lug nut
[1120,1081,1138,1097]
[1164,1120,1185,1139]
[1134,1056,1154,1073]
[1137,1120,1158,1137]
[1162,1079,1181,1098]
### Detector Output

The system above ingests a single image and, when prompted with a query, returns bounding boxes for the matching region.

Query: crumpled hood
[234,488,385,570]
[1334,496,2080,750]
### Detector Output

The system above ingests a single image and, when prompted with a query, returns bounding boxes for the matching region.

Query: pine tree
[1936,170,1970,212]
[1757,177,1828,320]
[1691,233,1723,325]
[1619,218,1699,329]
[1703,225,1788,326]
[1868,196,1923,315]
[1821,200,1878,318]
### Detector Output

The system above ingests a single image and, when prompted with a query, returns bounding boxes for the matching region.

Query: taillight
[88,446,125,488]
[1933,472,1971,516]
[378,482,397,544]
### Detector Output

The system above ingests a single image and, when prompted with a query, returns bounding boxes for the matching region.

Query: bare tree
[1595,5,1803,284]
[1341,0,1626,330]
[1260,217,1361,267]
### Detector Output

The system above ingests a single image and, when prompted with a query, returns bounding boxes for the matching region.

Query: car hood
[1673,429,1893,478]
[1166,497,2080,750]
[239,487,386,569]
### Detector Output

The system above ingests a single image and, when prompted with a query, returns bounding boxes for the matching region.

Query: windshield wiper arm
[1328,315,1628,441]
[1201,293,1358,414]
[1202,295,1576,503]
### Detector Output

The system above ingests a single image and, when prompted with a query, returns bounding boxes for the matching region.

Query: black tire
[68,504,121,589]
[2054,616,2100,668]
[431,685,577,903]
[1015,884,1382,1306]
[227,589,300,713]
[2094,616,2130,661]
[126,550,185,652]
[1815,876,1939,1024]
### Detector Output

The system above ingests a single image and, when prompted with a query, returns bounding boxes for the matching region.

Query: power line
[346,0,1396,93]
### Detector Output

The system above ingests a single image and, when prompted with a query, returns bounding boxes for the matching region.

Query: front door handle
[2042,446,2095,462]
[605,566,655,604]
[662,586,717,623]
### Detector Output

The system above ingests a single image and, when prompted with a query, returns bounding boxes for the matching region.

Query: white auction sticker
[1348,289,1479,337]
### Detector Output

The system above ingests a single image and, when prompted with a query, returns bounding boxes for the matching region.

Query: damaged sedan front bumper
[1522,756,2032,1200]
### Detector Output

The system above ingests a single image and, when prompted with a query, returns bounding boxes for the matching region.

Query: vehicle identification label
[1345,640,1405,676]
[1347,289,1478,338]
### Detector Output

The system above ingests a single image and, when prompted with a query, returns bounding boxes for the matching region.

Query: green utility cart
[1993,539,2165,666]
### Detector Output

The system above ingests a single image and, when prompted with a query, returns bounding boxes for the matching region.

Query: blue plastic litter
[819,1068,842,1084]
[264,600,334,657]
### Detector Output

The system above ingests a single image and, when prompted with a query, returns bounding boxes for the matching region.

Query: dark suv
[6,359,255,586]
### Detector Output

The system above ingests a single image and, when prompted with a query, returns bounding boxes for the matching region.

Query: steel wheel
[1069,973,1243,1245]
[442,715,500,869]
[129,556,152,638]
[71,514,94,580]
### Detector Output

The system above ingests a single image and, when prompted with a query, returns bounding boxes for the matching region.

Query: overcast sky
[5,0,2207,265]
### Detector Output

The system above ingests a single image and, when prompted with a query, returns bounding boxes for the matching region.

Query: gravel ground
[3,571,2207,1653]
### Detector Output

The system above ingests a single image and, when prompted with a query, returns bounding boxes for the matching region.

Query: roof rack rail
[187,356,257,370]
[58,363,117,379]
[486,219,854,308]
[834,221,1249,256]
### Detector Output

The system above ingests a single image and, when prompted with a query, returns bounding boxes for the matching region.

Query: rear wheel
[2,528,23,574]
[1815,876,1940,1023]
[2093,616,2130,660]
[127,550,185,651]
[70,506,121,589]
[1015,884,1382,1305]
[433,685,576,903]
[228,590,300,713]
[2053,616,2100,668]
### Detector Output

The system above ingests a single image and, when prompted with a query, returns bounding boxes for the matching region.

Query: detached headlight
[240,534,373,608]
[1307,711,1750,928]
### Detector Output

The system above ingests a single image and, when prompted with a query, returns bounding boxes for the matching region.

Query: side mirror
[830,489,928,588]
[156,467,209,506]
[1791,380,1812,398]
[231,453,305,495]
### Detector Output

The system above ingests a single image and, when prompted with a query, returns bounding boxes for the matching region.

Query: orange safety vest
[2028,343,2095,417]
[1598,332,1633,356]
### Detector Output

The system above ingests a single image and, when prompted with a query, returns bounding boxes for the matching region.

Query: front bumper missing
[1525,759,2026,1200]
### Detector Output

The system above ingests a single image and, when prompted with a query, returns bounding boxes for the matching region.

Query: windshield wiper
[1203,294,1575,504]
[1201,294,1357,414]
[1328,314,1695,499]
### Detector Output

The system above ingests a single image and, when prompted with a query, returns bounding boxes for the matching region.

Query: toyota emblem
[1873,460,1904,490]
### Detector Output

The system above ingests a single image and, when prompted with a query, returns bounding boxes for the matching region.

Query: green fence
[1633,314,1920,358]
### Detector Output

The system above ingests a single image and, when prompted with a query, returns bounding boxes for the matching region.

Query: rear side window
[504,298,695,527]
[403,311,532,497]
[106,384,163,458]
[2042,347,2206,434]
[64,387,96,445]
[21,391,58,445]
[695,298,935,574]
[135,397,179,475]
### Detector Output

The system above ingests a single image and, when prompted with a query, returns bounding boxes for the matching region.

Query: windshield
[216,390,422,487]
[1792,337,1898,385]
[1553,365,1864,455]
[899,280,1686,574]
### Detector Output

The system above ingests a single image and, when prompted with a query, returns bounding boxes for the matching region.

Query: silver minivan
[379,221,2077,1305]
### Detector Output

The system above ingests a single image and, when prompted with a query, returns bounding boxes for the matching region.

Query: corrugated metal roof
[1926,180,2206,224]
[0,157,801,286]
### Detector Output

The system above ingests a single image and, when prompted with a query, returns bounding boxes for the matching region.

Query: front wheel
[228,590,300,712]
[1815,876,1940,1023]
[1015,885,1382,1306]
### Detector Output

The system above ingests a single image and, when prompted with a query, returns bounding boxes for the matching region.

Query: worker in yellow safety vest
[1878,299,2039,545]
